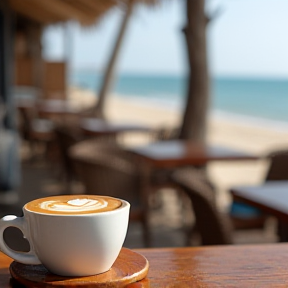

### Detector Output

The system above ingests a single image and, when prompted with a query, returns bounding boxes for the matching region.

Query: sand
[68,87,288,210]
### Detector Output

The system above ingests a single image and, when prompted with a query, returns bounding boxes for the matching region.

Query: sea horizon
[70,71,288,131]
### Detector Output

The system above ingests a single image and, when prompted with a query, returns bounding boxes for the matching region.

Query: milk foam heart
[67,199,97,206]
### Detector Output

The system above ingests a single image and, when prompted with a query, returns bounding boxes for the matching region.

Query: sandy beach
[69,87,288,210]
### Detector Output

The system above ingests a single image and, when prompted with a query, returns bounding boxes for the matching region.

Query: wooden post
[63,22,73,97]
[93,0,134,119]
[0,1,21,193]
[179,0,210,143]
[0,0,15,129]
[31,24,44,94]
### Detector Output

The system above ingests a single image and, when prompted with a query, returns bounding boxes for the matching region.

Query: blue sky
[43,0,288,78]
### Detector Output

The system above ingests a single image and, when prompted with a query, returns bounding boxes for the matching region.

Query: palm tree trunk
[179,0,210,143]
[93,1,133,119]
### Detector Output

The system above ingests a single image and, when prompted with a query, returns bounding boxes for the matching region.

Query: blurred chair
[264,149,288,240]
[17,104,55,160]
[170,167,233,245]
[0,103,21,192]
[154,126,180,141]
[68,139,150,247]
[230,149,288,230]
[53,123,85,191]
[265,149,288,181]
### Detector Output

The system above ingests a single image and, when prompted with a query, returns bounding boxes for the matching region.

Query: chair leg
[185,224,197,246]
[277,221,288,242]
[141,214,151,247]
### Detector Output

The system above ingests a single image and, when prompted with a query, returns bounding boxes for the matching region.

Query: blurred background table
[128,140,259,168]
[126,139,260,246]
[127,139,260,202]
[231,181,288,221]
[80,118,152,137]
[37,99,81,118]
[231,181,288,241]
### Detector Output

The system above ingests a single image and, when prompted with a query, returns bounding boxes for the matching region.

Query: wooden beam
[27,0,95,24]
[9,0,158,26]
[79,0,117,12]
[60,1,102,25]
[65,0,116,15]
[9,0,60,24]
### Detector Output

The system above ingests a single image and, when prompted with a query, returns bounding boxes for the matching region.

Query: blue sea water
[70,71,288,127]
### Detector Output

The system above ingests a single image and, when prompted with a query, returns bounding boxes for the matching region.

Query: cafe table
[2,244,288,287]
[15,98,78,119]
[231,181,288,223]
[231,181,288,241]
[127,139,259,191]
[126,140,260,246]
[127,140,259,168]
[37,99,81,118]
[80,118,152,137]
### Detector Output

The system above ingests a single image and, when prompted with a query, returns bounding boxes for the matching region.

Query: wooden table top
[16,98,35,109]
[37,99,80,116]
[81,118,151,136]
[16,99,80,118]
[231,181,288,223]
[128,140,259,168]
[2,244,288,287]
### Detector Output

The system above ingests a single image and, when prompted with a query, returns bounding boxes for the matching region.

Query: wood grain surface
[10,248,148,288]
[0,252,12,288]
[127,244,288,288]
[231,181,288,223]
[2,244,288,287]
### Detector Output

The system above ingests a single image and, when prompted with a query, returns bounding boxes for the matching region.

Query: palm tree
[93,1,134,119]
[93,0,212,139]
[179,0,210,143]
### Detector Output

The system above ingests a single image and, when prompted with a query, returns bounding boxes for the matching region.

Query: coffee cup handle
[0,215,41,265]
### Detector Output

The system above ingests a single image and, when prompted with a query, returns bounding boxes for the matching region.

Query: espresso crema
[25,195,122,215]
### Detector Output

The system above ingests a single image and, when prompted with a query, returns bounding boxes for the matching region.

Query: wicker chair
[68,139,150,246]
[171,167,233,245]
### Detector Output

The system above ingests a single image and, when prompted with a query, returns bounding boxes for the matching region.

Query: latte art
[68,199,97,206]
[40,199,108,213]
[25,195,122,215]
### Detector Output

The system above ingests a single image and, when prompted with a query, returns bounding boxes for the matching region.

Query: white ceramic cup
[0,197,130,276]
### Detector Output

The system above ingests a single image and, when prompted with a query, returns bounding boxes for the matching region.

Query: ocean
[70,72,288,130]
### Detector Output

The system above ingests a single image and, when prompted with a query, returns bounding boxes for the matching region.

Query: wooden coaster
[10,247,149,288]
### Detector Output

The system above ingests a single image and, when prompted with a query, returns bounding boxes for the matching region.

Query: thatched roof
[9,0,159,26]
